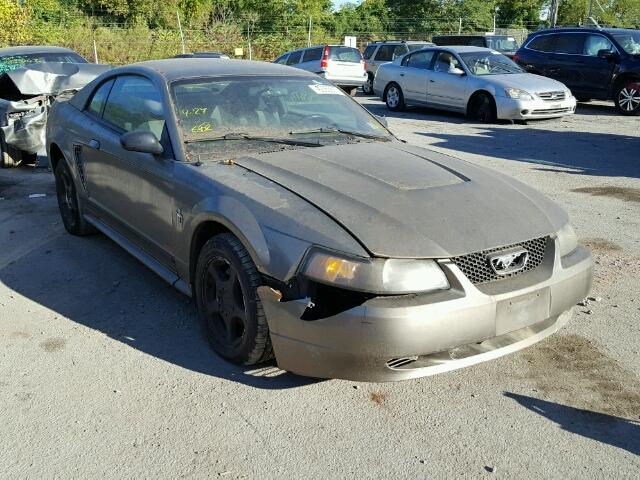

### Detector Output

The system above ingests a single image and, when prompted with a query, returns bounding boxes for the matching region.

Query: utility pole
[458,18,462,34]
[588,0,593,19]
[308,16,312,47]
[93,39,99,63]
[549,0,559,27]
[176,10,186,54]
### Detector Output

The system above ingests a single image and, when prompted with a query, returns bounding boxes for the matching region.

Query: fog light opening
[521,109,529,115]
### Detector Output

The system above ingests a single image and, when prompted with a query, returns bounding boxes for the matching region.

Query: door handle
[429,79,435,83]
[88,139,101,150]
[400,73,404,76]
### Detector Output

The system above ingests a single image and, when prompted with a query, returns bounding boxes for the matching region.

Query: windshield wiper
[185,132,321,147]
[289,127,390,141]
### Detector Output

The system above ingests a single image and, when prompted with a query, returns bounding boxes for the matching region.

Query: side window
[302,47,323,62]
[86,79,114,117]
[554,33,586,54]
[527,35,554,52]
[433,52,462,73]
[286,51,302,65]
[374,45,395,61]
[469,38,485,47]
[102,76,166,142]
[583,35,613,56]
[275,54,289,64]
[406,51,435,69]
[363,45,377,60]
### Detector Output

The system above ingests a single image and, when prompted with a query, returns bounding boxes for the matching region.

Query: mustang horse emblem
[487,248,529,275]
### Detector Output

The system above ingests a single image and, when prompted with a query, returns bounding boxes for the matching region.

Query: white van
[275,45,367,96]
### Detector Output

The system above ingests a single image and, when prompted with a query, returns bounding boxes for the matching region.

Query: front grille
[451,237,549,284]
[538,91,566,101]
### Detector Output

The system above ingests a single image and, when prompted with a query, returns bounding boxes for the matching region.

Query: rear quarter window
[527,35,555,52]
[363,45,377,60]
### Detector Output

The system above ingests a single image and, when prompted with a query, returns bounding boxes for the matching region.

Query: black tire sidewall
[54,161,81,234]
[195,235,262,365]
[471,93,496,123]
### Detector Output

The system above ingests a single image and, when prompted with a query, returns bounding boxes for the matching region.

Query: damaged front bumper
[258,243,593,382]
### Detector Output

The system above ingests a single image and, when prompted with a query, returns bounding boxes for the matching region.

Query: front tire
[54,160,95,235]
[385,83,405,111]
[468,93,497,123]
[0,131,22,168]
[195,233,273,366]
[614,80,640,115]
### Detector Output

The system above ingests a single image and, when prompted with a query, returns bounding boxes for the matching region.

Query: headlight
[556,223,578,257]
[302,250,450,294]
[505,87,533,100]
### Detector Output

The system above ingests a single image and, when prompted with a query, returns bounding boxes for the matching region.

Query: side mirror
[375,115,388,127]
[450,67,466,76]
[120,131,163,155]
[597,49,617,60]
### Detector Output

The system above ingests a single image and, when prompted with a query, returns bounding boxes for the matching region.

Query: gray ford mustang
[46,59,593,382]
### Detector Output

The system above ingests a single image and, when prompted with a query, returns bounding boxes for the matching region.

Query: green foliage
[0,0,638,64]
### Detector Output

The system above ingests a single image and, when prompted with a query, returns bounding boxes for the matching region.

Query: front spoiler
[258,245,593,382]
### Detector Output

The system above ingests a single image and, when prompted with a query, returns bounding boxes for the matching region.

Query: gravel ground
[1,99,639,479]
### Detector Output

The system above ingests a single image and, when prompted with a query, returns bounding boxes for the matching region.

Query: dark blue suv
[514,27,640,115]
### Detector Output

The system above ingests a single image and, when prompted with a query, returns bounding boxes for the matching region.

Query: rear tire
[468,92,497,123]
[0,131,22,168]
[54,160,95,236]
[614,80,640,116]
[384,83,405,111]
[195,233,274,366]
[362,74,374,95]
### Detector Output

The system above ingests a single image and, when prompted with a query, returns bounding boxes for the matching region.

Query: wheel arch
[48,142,65,172]
[187,206,270,288]
[612,72,640,94]
[466,89,496,116]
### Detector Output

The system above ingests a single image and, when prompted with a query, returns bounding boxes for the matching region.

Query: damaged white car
[0,46,110,168]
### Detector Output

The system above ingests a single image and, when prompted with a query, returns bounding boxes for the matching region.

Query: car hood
[484,73,568,94]
[234,142,568,258]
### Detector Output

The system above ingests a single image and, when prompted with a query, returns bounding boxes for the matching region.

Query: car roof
[110,58,316,82]
[531,27,639,36]
[0,45,80,57]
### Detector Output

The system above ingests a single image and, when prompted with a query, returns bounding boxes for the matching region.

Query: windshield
[612,32,640,54]
[459,51,523,75]
[0,52,87,74]
[172,75,390,155]
[486,37,519,51]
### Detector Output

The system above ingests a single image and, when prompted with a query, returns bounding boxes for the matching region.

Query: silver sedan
[373,46,577,122]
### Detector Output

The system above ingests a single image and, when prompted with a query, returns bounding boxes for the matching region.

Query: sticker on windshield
[191,122,212,133]
[308,84,344,95]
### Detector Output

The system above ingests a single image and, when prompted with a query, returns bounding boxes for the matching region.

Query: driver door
[426,51,469,111]
[80,75,177,269]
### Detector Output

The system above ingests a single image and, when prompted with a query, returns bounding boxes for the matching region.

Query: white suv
[275,45,367,96]
[362,40,433,94]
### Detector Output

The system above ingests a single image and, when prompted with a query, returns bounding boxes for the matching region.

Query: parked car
[274,45,366,95]
[47,59,592,382]
[514,27,640,115]
[361,40,434,94]
[432,34,520,58]
[374,46,577,122]
[0,46,109,168]
[175,52,230,59]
